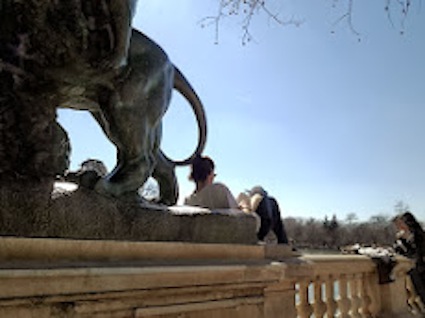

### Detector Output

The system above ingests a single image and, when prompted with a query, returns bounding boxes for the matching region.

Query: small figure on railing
[392,212,425,304]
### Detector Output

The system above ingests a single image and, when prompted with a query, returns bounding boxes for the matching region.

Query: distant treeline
[280,214,398,250]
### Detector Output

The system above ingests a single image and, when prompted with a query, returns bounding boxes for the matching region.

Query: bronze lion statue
[0,0,206,206]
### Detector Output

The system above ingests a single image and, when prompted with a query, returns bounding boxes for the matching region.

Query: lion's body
[1,1,206,205]
[55,30,206,205]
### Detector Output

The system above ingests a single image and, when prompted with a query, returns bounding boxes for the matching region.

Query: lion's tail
[165,66,207,166]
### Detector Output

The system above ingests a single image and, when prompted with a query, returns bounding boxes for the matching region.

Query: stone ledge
[0,264,281,298]
[0,261,298,318]
[0,189,258,244]
[0,237,295,264]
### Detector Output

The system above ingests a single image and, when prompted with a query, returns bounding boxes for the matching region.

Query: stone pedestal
[0,189,258,244]
[0,190,301,318]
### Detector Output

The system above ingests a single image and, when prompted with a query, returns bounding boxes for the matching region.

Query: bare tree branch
[332,0,421,37]
[332,0,361,38]
[199,0,303,45]
[200,0,421,44]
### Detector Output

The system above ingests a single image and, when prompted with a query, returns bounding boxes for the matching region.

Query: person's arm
[226,190,239,209]
[212,183,239,209]
[217,184,238,209]
[414,232,425,271]
[394,237,416,258]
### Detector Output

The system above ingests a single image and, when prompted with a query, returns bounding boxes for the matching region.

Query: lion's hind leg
[92,94,157,199]
[152,148,178,206]
[93,30,175,203]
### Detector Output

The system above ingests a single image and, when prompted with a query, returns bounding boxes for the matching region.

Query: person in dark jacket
[393,212,425,303]
[249,186,288,244]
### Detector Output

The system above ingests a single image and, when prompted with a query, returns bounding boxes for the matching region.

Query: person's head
[392,215,409,233]
[189,156,215,186]
[250,186,267,197]
[400,211,423,233]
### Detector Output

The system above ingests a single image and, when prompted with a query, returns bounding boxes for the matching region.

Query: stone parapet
[0,237,294,263]
[0,237,419,317]
[0,237,301,318]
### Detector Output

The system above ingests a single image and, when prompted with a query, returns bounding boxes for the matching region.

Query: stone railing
[0,237,422,318]
[295,254,419,318]
[296,255,378,318]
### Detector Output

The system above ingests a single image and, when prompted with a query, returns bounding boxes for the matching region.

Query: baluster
[325,277,337,318]
[349,274,362,318]
[297,280,313,318]
[313,278,327,318]
[365,273,380,317]
[337,275,351,318]
[358,273,372,318]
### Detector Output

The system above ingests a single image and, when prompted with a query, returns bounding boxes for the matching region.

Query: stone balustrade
[295,254,422,318]
[0,237,422,318]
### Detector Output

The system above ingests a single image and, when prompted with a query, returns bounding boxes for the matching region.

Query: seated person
[184,156,238,209]
[185,156,289,245]
[392,212,425,303]
[247,186,289,244]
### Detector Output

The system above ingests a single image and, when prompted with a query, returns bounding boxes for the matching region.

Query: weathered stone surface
[0,189,258,244]
[0,256,296,318]
[0,2,207,206]
[0,237,299,318]
[0,237,414,318]
[0,237,296,263]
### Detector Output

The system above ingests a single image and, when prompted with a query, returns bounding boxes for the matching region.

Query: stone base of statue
[0,188,258,244]
[0,236,298,318]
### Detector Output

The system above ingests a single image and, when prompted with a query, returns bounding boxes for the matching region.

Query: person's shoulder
[212,182,228,188]
[193,183,229,197]
[207,182,230,192]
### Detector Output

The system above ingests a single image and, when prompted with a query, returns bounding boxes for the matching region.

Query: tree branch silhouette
[200,0,420,44]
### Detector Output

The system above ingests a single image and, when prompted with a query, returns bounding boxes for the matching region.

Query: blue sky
[58,0,425,222]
